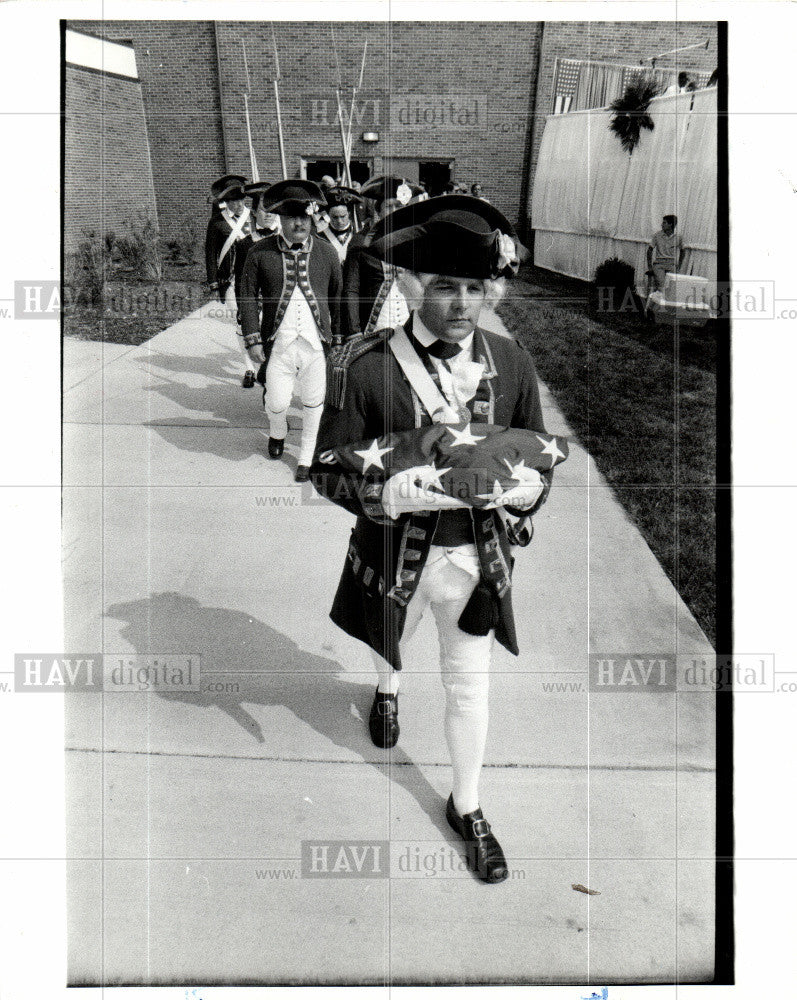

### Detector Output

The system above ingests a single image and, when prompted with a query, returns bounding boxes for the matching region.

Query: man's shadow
[138,347,301,466]
[104,591,453,839]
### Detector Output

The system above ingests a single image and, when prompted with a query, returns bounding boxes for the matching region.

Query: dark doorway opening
[303,159,372,186]
[418,161,452,196]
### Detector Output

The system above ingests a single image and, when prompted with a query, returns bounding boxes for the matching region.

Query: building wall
[70,20,227,250]
[65,20,718,253]
[529,21,718,182]
[214,21,541,226]
[64,64,159,253]
[68,20,541,239]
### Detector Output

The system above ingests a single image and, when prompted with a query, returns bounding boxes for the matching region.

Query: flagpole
[271,24,288,179]
[241,41,259,182]
[345,39,368,163]
[335,88,353,188]
[330,27,353,188]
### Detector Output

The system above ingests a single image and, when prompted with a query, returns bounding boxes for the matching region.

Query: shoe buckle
[471,818,491,838]
[376,701,395,717]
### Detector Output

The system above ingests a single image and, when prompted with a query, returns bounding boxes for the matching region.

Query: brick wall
[530,21,718,183]
[69,20,227,253]
[64,64,159,253]
[65,20,718,250]
[214,21,541,227]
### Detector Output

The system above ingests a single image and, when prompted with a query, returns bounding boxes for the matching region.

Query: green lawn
[499,268,717,646]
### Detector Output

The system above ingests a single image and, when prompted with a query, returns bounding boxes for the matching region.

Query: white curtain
[531,88,717,285]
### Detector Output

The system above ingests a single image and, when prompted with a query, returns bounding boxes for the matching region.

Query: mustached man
[239,180,342,482]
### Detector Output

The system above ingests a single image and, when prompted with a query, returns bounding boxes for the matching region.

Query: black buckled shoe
[294,465,311,483]
[445,794,509,884]
[242,370,256,388]
[267,437,285,459]
[368,687,399,749]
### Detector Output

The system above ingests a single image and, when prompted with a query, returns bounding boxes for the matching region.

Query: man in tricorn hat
[230,182,280,387]
[239,179,342,481]
[310,196,552,883]
[205,174,251,315]
[341,176,423,340]
[315,186,364,266]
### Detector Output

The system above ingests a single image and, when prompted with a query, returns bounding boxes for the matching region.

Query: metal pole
[243,92,259,181]
[329,28,352,186]
[271,25,288,179]
[240,40,259,180]
[335,88,353,187]
[647,39,710,64]
[345,39,368,163]
[274,80,288,179]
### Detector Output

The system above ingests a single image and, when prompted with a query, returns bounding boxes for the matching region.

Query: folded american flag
[317,422,568,509]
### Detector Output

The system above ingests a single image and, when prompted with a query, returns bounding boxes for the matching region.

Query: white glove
[381,466,467,520]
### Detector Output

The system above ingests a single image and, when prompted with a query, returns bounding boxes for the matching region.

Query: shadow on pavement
[104,591,454,839]
[138,349,301,465]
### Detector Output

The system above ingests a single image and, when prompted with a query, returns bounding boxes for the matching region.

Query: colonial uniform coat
[238,233,342,358]
[342,229,407,340]
[205,205,251,298]
[310,318,551,670]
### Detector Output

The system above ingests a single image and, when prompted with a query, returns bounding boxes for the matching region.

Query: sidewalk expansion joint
[65,746,715,773]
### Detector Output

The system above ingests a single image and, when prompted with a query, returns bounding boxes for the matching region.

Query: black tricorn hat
[369,195,525,280]
[263,179,327,215]
[243,181,272,210]
[326,186,365,209]
[360,176,423,208]
[211,174,248,202]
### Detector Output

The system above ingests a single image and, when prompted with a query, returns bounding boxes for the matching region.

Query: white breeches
[263,338,327,466]
[371,545,493,814]
[222,285,256,371]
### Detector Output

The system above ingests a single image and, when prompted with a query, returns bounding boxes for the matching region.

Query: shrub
[594,256,638,313]
[163,216,200,265]
[71,231,112,306]
[113,212,162,280]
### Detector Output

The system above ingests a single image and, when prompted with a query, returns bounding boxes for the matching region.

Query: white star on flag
[353,439,394,472]
[503,457,544,485]
[475,479,506,506]
[412,463,452,492]
[446,423,487,448]
[536,434,566,468]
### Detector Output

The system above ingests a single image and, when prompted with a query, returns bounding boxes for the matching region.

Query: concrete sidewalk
[63,302,716,985]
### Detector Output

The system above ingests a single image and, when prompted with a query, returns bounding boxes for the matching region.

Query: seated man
[647,214,685,292]
[311,197,554,884]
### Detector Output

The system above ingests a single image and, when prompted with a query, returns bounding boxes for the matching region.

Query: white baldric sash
[329,229,352,264]
[217,206,251,266]
[388,326,455,422]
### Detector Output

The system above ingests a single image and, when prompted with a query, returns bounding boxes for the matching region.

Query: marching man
[232,182,280,388]
[205,174,251,317]
[311,196,556,883]
[342,176,422,340]
[315,186,364,266]
[239,180,342,482]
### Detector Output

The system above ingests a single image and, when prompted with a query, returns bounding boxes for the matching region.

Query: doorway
[418,161,453,196]
[302,159,372,186]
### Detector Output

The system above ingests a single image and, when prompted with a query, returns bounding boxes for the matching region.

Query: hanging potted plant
[608,75,662,154]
